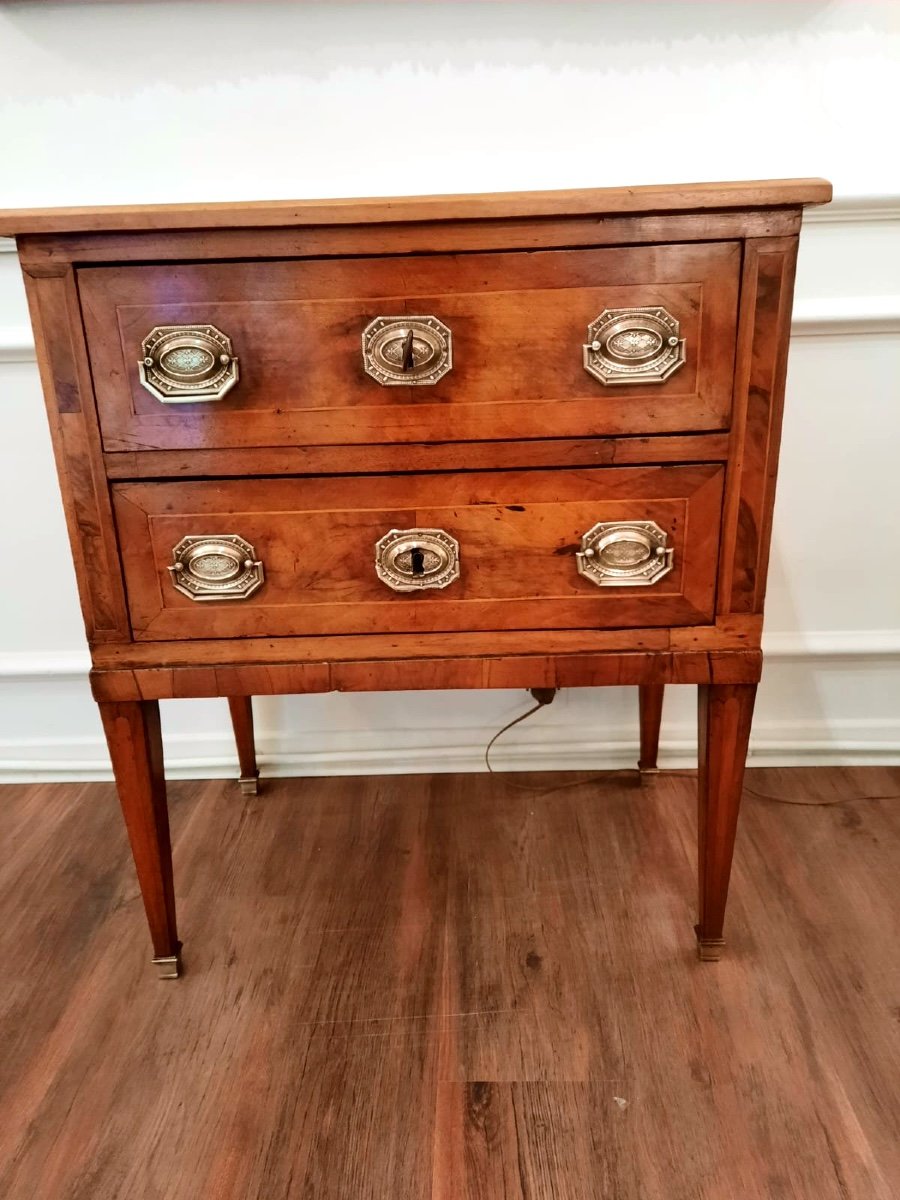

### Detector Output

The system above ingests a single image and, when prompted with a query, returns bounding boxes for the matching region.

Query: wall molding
[802,195,900,224]
[2,633,899,781]
[2,296,899,364]
[0,325,36,364]
[0,650,90,681]
[1,715,898,784]
[2,196,898,360]
[790,295,900,337]
[762,629,900,658]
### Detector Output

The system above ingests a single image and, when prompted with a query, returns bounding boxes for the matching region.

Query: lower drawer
[112,465,724,641]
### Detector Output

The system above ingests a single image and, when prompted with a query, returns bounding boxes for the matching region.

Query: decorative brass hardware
[152,953,182,980]
[695,925,726,962]
[583,307,685,386]
[238,773,260,796]
[362,316,452,386]
[576,520,673,587]
[168,534,264,601]
[375,528,460,591]
[139,324,239,403]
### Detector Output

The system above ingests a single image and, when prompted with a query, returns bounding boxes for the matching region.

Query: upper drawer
[79,243,740,452]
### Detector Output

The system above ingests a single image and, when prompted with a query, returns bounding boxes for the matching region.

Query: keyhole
[401,329,416,372]
[409,545,425,575]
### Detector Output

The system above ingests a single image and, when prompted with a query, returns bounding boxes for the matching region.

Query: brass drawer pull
[576,521,673,587]
[363,316,452,386]
[583,306,685,386]
[169,535,263,601]
[375,528,460,591]
[139,324,239,403]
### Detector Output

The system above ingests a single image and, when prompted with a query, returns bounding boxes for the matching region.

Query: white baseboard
[2,717,899,784]
[1,632,900,781]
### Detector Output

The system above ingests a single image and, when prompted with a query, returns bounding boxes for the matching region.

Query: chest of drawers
[1,179,831,979]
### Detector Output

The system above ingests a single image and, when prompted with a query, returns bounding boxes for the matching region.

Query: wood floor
[1,765,898,1199]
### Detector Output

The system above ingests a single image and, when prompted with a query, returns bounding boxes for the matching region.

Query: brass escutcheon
[139,324,239,403]
[583,306,685,386]
[374,528,460,591]
[576,520,673,587]
[362,316,452,386]
[168,534,264,601]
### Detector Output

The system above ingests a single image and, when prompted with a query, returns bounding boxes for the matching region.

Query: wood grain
[696,683,757,957]
[98,700,179,964]
[0,764,896,1198]
[89,650,763,702]
[17,210,802,267]
[638,683,665,771]
[86,615,764,671]
[21,266,131,641]
[80,243,740,451]
[111,465,724,641]
[717,237,798,614]
[227,697,259,792]
[9,181,830,999]
[0,177,832,235]
[101,432,732,480]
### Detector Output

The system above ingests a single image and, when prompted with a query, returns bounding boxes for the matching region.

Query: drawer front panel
[113,465,724,641]
[81,244,740,451]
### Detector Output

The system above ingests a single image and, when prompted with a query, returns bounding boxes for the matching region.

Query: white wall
[1,1,898,780]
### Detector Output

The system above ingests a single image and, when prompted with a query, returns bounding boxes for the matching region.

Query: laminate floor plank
[0,766,898,1199]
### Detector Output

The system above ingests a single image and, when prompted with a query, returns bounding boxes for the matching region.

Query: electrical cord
[742,785,900,808]
[482,691,897,811]
[482,695,900,808]
[484,698,547,777]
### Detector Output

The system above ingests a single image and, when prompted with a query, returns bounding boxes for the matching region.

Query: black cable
[743,785,900,808]
[483,703,900,807]
[484,699,546,776]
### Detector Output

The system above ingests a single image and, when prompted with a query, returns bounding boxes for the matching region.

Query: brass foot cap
[238,772,260,796]
[694,926,725,962]
[638,764,659,776]
[152,951,182,980]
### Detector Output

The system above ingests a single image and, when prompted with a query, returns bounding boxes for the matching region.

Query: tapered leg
[99,700,181,979]
[638,684,665,773]
[228,696,260,795]
[696,683,757,961]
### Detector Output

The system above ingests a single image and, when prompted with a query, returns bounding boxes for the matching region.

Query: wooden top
[0,178,831,236]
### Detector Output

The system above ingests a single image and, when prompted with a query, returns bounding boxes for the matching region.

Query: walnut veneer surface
[0,178,832,978]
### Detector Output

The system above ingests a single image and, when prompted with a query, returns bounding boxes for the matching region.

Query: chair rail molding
[0,324,35,363]
[790,295,900,337]
[4,295,897,362]
[801,195,900,224]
